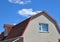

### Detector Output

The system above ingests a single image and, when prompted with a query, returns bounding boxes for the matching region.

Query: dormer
[4,24,13,36]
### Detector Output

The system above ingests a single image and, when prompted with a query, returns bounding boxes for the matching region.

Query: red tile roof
[5,17,31,39]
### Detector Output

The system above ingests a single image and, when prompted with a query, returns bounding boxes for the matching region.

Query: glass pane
[42,24,48,31]
[39,23,48,32]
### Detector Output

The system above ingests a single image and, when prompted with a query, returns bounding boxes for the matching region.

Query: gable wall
[23,14,60,42]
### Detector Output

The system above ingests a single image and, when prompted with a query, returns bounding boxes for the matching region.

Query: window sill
[39,31,49,33]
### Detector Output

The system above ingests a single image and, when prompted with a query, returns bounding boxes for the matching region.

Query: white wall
[23,14,60,42]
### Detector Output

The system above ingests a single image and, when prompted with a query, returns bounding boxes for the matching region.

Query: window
[4,28,8,36]
[39,23,48,32]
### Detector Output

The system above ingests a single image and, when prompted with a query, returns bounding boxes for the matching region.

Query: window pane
[39,23,48,32]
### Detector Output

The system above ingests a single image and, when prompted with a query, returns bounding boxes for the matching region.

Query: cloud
[18,9,41,17]
[13,23,16,25]
[8,0,31,5]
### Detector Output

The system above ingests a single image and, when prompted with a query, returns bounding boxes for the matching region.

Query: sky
[0,0,60,33]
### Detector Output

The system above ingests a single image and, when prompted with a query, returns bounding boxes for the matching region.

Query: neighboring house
[0,10,60,42]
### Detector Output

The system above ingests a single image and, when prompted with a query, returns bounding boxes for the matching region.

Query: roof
[0,36,23,42]
[5,17,31,39]
[0,10,60,40]
[0,32,4,41]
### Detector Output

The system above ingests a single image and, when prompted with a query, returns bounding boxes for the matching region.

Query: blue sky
[0,0,60,33]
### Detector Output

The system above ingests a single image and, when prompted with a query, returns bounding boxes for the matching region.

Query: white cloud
[18,9,41,17]
[13,23,16,25]
[8,0,31,5]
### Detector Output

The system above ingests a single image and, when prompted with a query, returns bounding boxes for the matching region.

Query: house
[0,10,60,42]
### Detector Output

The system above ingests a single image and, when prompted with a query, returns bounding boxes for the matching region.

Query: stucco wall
[23,14,60,42]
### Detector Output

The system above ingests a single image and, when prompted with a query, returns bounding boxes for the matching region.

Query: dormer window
[39,23,48,32]
[4,28,8,36]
